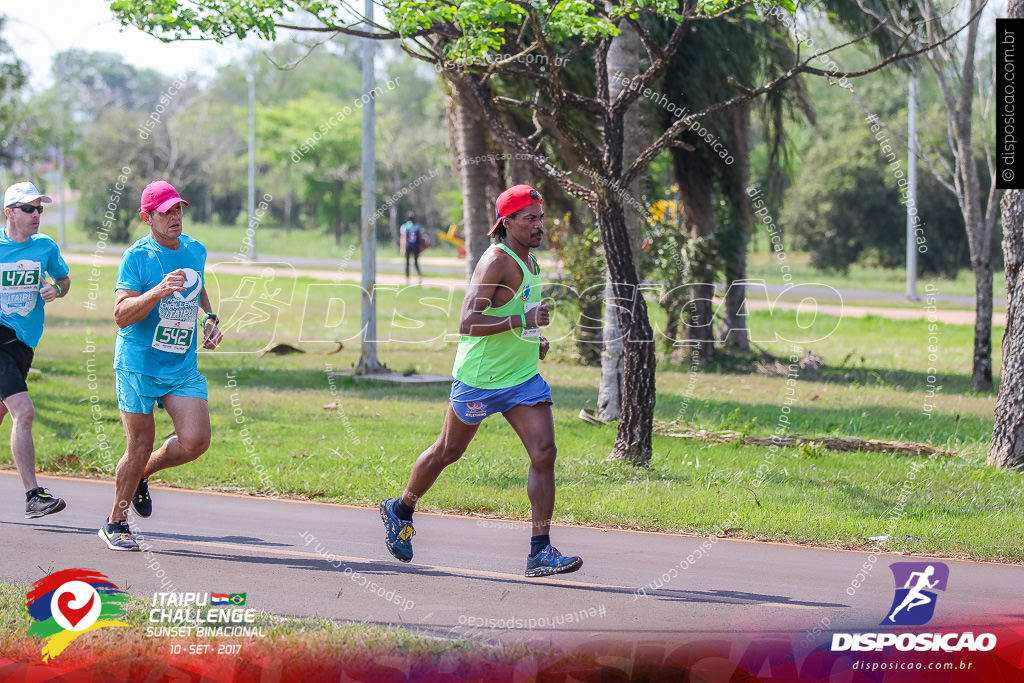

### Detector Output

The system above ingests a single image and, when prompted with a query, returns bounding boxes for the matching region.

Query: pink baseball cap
[489,184,543,235]
[140,181,189,213]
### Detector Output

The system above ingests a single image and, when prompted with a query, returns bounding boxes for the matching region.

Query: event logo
[172,268,203,302]
[884,562,949,626]
[831,561,994,653]
[26,569,129,661]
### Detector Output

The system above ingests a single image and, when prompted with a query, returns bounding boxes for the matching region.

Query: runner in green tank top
[381,185,582,577]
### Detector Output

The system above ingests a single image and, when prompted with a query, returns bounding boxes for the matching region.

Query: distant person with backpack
[400,212,425,284]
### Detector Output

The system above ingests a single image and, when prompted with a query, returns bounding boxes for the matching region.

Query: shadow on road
[5,520,293,548]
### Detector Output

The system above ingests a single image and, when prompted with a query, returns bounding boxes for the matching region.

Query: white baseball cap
[4,181,53,208]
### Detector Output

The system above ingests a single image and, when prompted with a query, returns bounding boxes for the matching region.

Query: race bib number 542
[152,319,194,354]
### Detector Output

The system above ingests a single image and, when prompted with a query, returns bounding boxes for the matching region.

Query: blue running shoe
[525,544,582,577]
[380,499,415,562]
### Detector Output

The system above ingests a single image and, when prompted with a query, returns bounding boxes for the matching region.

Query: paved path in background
[2,473,1021,649]
[62,252,1000,326]
[65,246,1005,307]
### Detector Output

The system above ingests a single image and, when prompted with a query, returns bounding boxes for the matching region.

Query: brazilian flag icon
[228,593,247,605]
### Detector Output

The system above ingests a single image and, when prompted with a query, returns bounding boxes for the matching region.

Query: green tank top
[452,243,542,389]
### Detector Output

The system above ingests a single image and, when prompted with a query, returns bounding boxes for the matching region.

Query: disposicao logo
[27,568,130,661]
[884,562,948,626]
[831,562,996,653]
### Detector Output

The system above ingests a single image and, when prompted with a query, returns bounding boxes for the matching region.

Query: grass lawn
[5,265,1021,563]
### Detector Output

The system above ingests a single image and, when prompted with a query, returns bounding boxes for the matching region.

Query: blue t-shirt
[0,227,70,348]
[114,234,207,380]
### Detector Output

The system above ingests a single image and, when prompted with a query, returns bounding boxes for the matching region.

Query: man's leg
[381,406,479,562]
[142,395,211,477]
[502,402,556,538]
[413,249,422,277]
[401,405,480,507]
[2,393,37,491]
[110,411,156,523]
[504,401,581,576]
[405,250,412,278]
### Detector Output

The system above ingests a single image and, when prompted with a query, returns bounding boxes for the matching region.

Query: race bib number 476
[0,260,41,317]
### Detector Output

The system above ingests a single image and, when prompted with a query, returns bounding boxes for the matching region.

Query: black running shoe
[132,477,152,517]
[25,487,66,519]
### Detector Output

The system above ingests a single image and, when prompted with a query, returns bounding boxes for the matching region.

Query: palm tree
[656,11,812,359]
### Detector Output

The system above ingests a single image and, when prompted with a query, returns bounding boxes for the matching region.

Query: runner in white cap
[0,181,71,519]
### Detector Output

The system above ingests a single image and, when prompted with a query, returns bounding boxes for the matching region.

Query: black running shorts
[0,325,34,399]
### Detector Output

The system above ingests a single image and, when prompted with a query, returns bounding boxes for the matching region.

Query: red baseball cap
[489,184,543,235]
[140,180,189,213]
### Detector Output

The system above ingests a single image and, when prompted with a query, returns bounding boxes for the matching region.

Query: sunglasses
[10,204,44,215]
[529,190,542,200]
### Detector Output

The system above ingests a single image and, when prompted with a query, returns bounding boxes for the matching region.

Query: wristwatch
[201,312,219,325]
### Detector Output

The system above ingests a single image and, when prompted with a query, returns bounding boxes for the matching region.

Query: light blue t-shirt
[114,234,207,380]
[0,227,70,348]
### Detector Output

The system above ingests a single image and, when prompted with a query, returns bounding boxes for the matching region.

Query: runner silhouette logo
[883,562,949,626]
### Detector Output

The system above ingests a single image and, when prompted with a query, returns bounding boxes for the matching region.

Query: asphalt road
[3,472,1021,650]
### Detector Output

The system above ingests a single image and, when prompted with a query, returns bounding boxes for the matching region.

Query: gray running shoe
[98,519,141,551]
[25,487,66,519]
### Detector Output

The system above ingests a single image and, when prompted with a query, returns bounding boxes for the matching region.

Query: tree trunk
[597,202,656,465]
[673,142,716,359]
[957,4,992,391]
[452,87,495,281]
[284,190,293,233]
[922,0,991,391]
[577,296,603,366]
[989,0,1024,468]
[598,279,624,418]
[389,165,400,250]
[719,104,752,351]
[598,19,645,420]
[971,261,993,390]
[990,190,1024,467]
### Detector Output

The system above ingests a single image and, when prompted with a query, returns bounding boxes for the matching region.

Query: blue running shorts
[450,373,552,425]
[116,369,209,414]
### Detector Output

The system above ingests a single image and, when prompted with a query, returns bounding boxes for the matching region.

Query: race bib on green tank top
[0,259,40,317]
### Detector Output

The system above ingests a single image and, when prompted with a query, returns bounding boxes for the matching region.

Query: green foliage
[108,0,285,42]
[553,223,605,296]
[781,111,988,277]
[48,50,177,242]
[795,440,827,459]
[0,17,26,166]
[550,223,604,365]
[257,91,361,234]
